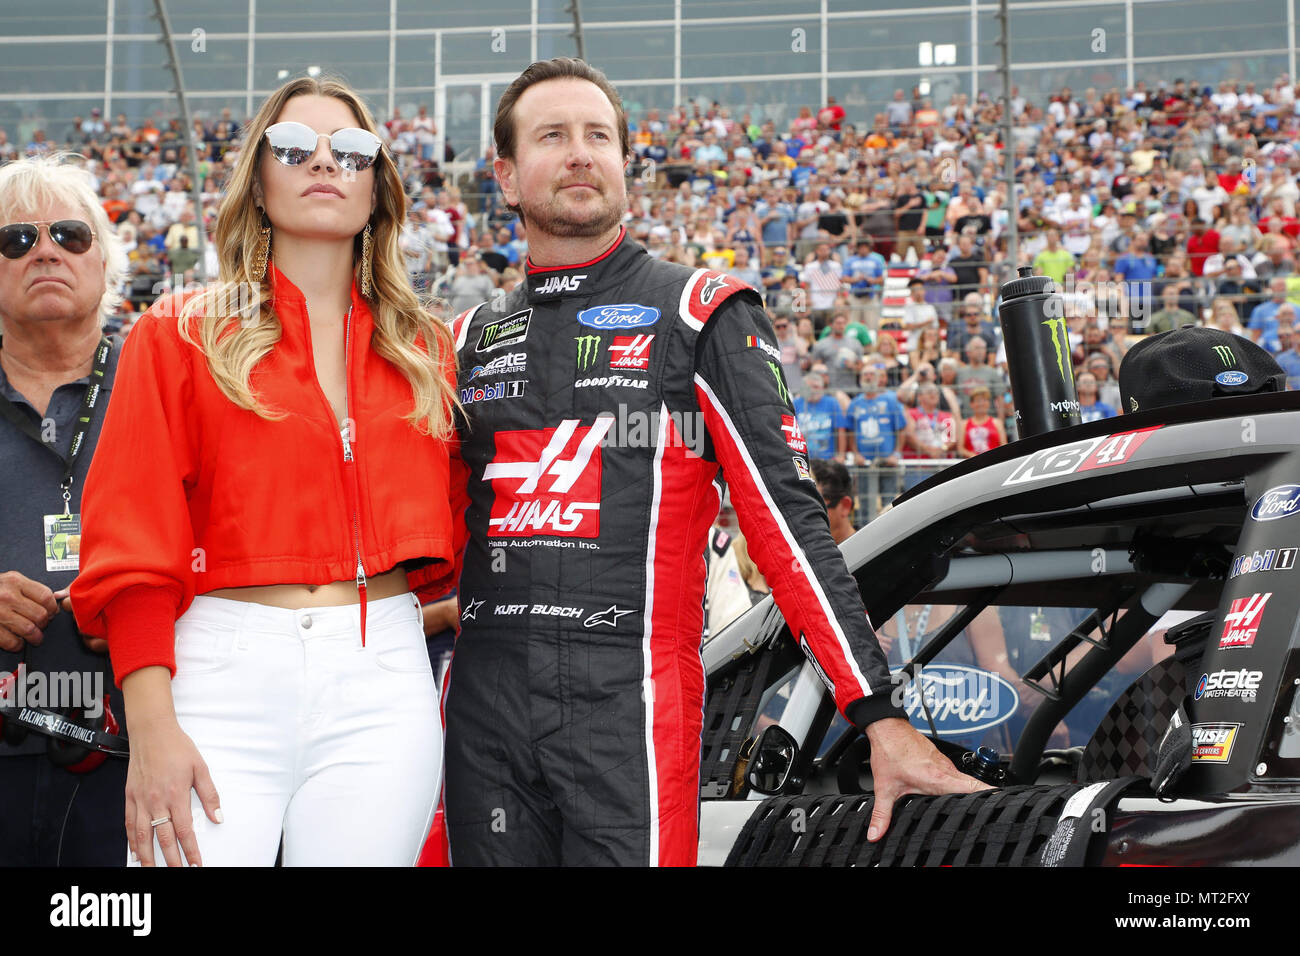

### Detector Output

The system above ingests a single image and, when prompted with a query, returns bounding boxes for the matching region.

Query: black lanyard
[0,336,111,513]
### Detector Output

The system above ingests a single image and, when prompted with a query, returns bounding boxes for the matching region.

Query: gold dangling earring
[360,221,374,299]
[252,209,271,282]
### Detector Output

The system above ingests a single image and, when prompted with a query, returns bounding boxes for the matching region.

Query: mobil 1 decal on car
[1002,426,1162,486]
[890,664,1020,738]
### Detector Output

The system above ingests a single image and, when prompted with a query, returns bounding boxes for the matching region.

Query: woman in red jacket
[71,77,463,867]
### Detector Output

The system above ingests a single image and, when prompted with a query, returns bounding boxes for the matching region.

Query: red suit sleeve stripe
[693,375,874,709]
[640,405,711,866]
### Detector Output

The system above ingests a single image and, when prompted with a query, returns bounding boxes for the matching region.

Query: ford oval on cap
[1215,370,1249,386]
[577,304,661,330]
[890,664,1020,737]
[1252,484,1300,522]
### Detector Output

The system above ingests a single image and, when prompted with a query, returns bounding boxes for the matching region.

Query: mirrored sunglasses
[264,121,383,172]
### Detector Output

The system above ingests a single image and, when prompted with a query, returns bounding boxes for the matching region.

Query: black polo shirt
[0,334,123,756]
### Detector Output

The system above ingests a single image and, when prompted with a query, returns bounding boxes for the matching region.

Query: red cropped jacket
[71,265,462,684]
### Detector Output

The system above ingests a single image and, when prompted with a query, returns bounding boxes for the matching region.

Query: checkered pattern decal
[1078,658,1187,782]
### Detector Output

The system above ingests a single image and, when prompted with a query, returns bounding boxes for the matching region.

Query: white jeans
[134,592,440,866]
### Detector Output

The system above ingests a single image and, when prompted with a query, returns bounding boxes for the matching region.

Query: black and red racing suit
[443,228,904,865]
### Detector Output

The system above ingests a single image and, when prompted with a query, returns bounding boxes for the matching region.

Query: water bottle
[997,267,1082,438]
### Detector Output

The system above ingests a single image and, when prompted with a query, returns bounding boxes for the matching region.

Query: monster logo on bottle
[1041,317,1071,385]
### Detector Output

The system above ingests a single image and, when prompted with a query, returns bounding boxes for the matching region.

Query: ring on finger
[150,815,171,827]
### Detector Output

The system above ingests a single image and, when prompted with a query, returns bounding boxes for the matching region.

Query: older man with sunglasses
[0,154,130,865]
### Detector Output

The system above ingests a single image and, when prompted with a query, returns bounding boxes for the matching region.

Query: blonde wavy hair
[178,76,458,438]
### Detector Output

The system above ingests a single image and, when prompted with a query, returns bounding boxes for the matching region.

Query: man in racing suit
[442,58,983,866]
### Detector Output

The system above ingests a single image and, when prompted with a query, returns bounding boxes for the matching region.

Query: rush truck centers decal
[1191,722,1243,762]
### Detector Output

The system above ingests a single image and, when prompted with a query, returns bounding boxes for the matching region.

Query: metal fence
[849,459,966,525]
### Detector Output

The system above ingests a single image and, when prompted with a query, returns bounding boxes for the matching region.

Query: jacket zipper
[339,304,368,646]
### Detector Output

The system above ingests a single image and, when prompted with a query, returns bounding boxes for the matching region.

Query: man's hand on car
[865,717,991,842]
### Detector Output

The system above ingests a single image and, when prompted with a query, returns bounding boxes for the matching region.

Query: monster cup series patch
[477,309,532,352]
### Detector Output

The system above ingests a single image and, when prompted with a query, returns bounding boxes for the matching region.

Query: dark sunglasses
[0,220,97,259]
[264,121,383,172]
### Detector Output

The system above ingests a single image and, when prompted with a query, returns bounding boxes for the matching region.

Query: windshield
[755,600,1191,762]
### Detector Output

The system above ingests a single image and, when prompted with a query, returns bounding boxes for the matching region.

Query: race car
[697,389,1300,866]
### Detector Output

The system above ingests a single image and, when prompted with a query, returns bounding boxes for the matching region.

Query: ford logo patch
[890,664,1020,737]
[577,304,661,330]
[1251,484,1300,522]
[1215,370,1249,386]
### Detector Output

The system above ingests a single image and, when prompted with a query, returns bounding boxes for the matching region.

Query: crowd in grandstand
[8,72,1300,521]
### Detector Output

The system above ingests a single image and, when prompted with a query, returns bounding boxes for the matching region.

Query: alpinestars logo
[700,274,728,305]
[535,273,586,296]
[1219,592,1270,649]
[781,414,808,454]
[609,335,653,370]
[584,605,634,628]
[1041,317,1071,384]
[483,418,613,537]
[576,334,601,372]
[1212,344,1236,367]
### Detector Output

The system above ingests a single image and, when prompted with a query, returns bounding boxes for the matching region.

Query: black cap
[1119,326,1285,413]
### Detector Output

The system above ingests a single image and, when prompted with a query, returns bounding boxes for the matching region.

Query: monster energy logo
[1213,345,1236,367]
[575,334,601,372]
[1040,318,1070,384]
[767,360,792,403]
